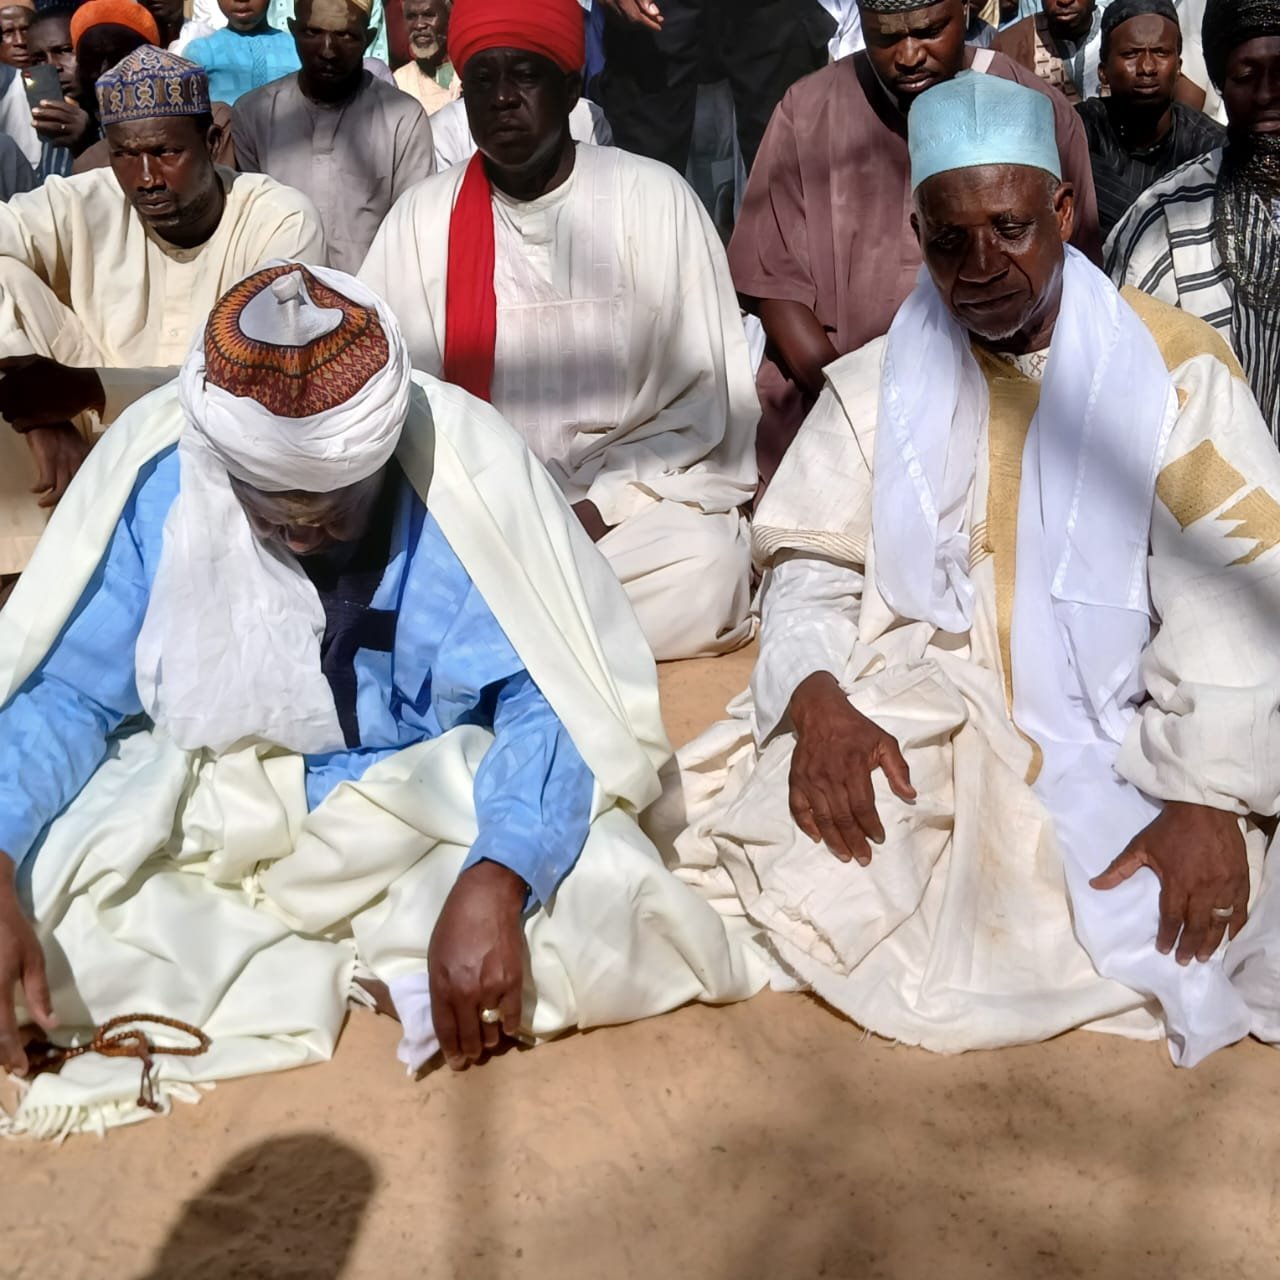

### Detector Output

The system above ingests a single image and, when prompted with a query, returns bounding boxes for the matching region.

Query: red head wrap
[71,0,160,49]
[447,0,586,77]
[442,0,584,403]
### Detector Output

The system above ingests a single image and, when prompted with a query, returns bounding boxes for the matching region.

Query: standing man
[233,0,434,272]
[0,47,325,577]
[26,2,97,179]
[0,3,30,69]
[729,0,1100,487]
[393,0,458,113]
[1106,0,1280,440]
[1077,0,1223,237]
[995,0,1102,103]
[362,0,759,660]
[183,0,301,105]
[0,3,41,170]
[595,0,835,178]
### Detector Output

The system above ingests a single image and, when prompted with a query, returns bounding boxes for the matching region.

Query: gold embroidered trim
[1221,487,1280,565]
[1155,440,1247,530]
[974,346,1041,715]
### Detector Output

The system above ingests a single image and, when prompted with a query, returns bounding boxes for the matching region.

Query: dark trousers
[595,0,834,176]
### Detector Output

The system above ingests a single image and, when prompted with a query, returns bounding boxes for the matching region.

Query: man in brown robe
[729,0,1101,486]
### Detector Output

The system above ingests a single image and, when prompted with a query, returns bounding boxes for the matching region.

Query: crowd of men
[0,0,1277,1135]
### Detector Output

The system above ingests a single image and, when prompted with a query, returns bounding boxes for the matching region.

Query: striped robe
[1105,148,1280,442]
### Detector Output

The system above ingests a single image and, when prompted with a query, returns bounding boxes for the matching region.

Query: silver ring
[479,1007,502,1024]
[1211,905,1236,920]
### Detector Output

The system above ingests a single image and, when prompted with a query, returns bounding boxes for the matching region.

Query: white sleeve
[751,550,873,742]
[1117,351,1280,815]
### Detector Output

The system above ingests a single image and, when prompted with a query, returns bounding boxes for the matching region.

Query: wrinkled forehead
[1108,12,1180,46]
[861,0,958,37]
[915,162,1057,221]
[298,0,366,32]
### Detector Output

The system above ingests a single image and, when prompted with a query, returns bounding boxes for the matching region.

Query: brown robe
[728,48,1102,487]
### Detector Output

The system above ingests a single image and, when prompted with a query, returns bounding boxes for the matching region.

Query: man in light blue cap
[665,71,1280,1068]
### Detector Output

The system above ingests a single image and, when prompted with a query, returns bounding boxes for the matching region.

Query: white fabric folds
[134,266,413,757]
[870,250,1258,1064]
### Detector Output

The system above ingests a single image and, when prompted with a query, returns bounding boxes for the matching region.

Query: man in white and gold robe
[657,73,1280,1068]
[359,0,759,661]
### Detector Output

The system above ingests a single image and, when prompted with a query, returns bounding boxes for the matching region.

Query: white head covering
[135,263,412,756]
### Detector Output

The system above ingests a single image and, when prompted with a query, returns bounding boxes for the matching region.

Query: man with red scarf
[359,0,759,662]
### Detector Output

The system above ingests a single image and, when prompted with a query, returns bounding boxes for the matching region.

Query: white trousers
[599,501,753,661]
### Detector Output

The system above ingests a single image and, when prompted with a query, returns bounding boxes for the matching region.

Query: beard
[410,35,442,61]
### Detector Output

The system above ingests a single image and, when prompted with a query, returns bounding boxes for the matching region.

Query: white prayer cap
[180,262,412,494]
[908,73,1062,193]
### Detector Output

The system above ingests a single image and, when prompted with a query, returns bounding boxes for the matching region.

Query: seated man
[1106,0,1280,441]
[0,46,323,581]
[730,0,1101,490]
[659,74,1280,1067]
[361,0,759,662]
[232,0,435,272]
[1077,0,1223,238]
[0,265,764,1134]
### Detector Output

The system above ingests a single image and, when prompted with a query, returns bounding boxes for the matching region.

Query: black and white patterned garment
[1077,98,1226,237]
[1105,147,1280,442]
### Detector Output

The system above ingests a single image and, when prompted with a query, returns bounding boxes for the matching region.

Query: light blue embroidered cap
[908,72,1061,193]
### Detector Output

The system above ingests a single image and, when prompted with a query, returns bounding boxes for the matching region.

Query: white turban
[135,263,413,756]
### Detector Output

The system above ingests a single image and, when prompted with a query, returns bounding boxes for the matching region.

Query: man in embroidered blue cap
[0,43,325,596]
[664,71,1280,1069]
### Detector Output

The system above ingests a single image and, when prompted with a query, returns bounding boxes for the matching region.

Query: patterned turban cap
[448,0,585,75]
[1100,0,1180,56]
[1203,0,1280,90]
[857,0,937,13]
[71,0,159,48]
[204,264,393,419]
[96,45,210,126]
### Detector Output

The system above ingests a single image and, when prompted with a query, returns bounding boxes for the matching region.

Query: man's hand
[1091,802,1250,965]
[0,854,56,1076]
[0,358,105,429]
[428,859,527,1071]
[600,0,663,31]
[27,423,90,508]
[572,499,613,544]
[788,671,916,866]
[31,98,90,150]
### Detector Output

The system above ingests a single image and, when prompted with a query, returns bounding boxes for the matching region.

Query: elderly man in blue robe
[0,263,764,1136]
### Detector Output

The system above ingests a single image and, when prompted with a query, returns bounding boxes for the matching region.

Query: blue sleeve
[0,467,166,865]
[460,669,594,910]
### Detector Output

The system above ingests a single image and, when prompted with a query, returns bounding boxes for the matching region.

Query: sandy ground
[5,648,1279,1280]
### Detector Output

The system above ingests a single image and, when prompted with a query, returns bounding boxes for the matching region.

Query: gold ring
[479,1007,502,1024]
